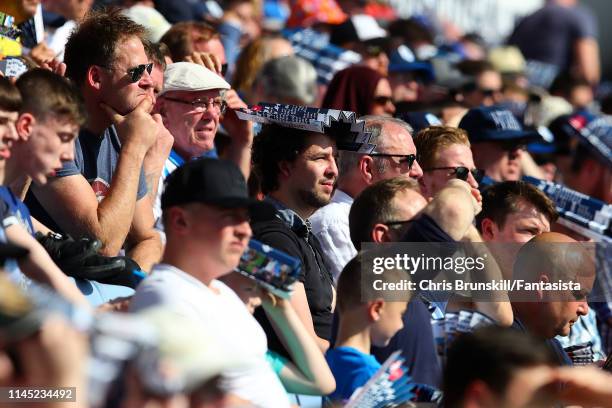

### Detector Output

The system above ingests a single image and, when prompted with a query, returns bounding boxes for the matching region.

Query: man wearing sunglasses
[26,10,170,272]
[414,126,483,200]
[459,106,541,182]
[311,115,423,280]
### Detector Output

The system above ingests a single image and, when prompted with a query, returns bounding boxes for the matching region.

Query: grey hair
[256,55,318,105]
[337,116,414,177]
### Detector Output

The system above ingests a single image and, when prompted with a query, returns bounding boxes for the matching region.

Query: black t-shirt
[401,214,454,243]
[252,216,334,358]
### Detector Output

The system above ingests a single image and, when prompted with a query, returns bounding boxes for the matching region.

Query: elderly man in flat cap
[153,61,252,226]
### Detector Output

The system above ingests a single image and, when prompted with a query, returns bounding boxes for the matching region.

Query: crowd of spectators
[0,0,611,407]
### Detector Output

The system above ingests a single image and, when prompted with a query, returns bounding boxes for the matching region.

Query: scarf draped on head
[321,65,384,116]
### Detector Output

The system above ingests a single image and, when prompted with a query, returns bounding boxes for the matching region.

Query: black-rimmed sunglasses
[127,63,154,83]
[373,96,394,106]
[424,166,484,183]
[384,219,414,227]
[369,153,417,169]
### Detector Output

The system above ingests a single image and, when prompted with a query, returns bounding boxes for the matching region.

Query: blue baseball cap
[396,111,441,133]
[388,45,435,82]
[578,115,612,167]
[458,106,541,144]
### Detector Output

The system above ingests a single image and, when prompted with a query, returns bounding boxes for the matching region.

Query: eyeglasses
[424,166,484,183]
[127,63,153,83]
[99,63,154,83]
[162,96,227,114]
[373,96,393,106]
[478,88,499,97]
[369,153,417,170]
[384,219,414,227]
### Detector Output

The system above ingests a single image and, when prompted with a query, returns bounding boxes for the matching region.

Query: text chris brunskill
[371,279,583,292]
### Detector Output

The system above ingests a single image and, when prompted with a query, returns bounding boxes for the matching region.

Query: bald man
[510,232,595,365]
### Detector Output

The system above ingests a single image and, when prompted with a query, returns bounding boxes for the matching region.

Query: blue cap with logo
[578,115,612,167]
[388,45,435,82]
[458,106,541,144]
[396,111,441,133]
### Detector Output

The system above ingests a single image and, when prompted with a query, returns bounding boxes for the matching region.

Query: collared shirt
[556,308,606,361]
[265,196,312,236]
[310,189,356,281]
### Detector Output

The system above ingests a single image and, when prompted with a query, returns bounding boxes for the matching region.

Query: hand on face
[221,89,252,145]
[100,96,160,152]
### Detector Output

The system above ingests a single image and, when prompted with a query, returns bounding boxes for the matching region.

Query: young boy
[326,252,411,401]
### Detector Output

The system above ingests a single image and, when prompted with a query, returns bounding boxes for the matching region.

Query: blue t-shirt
[26,126,147,233]
[371,297,442,387]
[0,187,34,234]
[325,346,381,401]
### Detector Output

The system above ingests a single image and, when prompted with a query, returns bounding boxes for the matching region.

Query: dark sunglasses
[221,63,228,77]
[478,88,498,97]
[424,166,484,183]
[384,219,414,227]
[369,153,417,169]
[127,63,154,83]
[501,141,526,152]
[373,96,394,106]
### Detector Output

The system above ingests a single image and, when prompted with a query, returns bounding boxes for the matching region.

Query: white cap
[160,62,231,96]
[351,14,387,41]
[123,5,171,43]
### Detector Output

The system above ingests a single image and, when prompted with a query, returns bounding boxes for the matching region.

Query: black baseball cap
[161,158,274,217]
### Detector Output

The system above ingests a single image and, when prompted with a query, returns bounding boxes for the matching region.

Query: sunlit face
[150,63,164,97]
[384,188,428,242]
[17,115,78,185]
[0,110,18,160]
[286,133,338,212]
[371,122,423,183]
[370,78,395,117]
[371,301,407,347]
[491,201,550,244]
[483,200,551,279]
[193,36,227,65]
[422,143,478,199]
[182,204,252,276]
[158,89,223,159]
[389,71,421,102]
[98,36,154,116]
[471,142,522,182]
[462,70,503,108]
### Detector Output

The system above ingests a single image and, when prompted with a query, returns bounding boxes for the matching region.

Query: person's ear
[15,113,35,141]
[368,299,384,321]
[168,207,189,233]
[536,273,550,300]
[371,223,390,243]
[278,160,292,179]
[359,156,375,184]
[480,218,496,241]
[87,65,104,90]
[463,380,497,408]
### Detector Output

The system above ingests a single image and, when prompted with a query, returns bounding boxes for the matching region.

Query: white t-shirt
[130,263,291,408]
